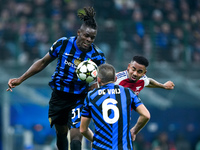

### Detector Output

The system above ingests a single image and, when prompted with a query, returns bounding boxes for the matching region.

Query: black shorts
[48,89,86,129]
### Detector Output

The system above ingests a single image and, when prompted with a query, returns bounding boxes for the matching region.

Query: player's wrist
[160,83,165,89]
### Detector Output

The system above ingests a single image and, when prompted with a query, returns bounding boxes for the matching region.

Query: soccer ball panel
[79,65,87,73]
[91,70,97,78]
[86,76,95,83]
[78,73,87,80]
[87,64,95,72]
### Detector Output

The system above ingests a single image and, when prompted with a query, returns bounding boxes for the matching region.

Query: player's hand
[130,132,136,141]
[164,81,175,90]
[7,78,21,92]
[130,128,137,141]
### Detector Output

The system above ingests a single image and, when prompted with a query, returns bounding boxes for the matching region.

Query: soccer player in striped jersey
[7,7,105,150]
[115,56,175,96]
[80,63,150,150]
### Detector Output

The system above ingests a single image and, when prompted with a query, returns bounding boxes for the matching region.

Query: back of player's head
[132,55,149,67]
[77,7,97,29]
[98,64,116,83]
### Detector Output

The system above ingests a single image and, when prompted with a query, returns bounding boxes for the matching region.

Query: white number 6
[102,98,119,124]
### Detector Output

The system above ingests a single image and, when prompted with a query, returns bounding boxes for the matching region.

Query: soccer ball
[76,60,98,83]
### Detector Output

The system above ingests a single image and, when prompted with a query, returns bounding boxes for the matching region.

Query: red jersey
[115,70,150,95]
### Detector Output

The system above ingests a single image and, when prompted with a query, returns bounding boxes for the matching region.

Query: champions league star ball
[76,60,98,83]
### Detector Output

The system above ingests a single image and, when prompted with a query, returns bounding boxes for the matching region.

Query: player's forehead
[129,61,146,70]
[80,25,97,35]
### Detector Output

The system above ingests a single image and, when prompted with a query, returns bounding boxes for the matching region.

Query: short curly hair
[132,56,149,67]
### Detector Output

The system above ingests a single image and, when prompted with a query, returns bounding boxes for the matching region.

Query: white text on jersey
[98,89,121,95]
[64,60,76,68]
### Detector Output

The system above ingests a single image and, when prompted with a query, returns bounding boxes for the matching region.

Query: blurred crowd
[113,0,200,64]
[0,0,200,65]
[133,131,200,150]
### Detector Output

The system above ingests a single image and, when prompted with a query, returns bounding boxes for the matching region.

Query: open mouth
[83,43,90,48]
[131,76,137,81]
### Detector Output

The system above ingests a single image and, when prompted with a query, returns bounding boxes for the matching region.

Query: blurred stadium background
[0,0,200,150]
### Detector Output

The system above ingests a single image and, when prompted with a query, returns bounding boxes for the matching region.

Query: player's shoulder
[92,44,101,51]
[90,44,106,65]
[92,44,104,54]
[115,70,128,85]
[50,36,74,51]
[87,90,93,96]
[51,37,68,48]
[116,70,128,78]
[139,74,148,80]
[57,36,76,43]
[56,37,68,42]
[88,87,99,96]
[59,36,68,40]
[138,74,150,86]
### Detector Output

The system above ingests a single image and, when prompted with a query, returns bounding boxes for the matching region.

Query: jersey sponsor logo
[64,60,76,68]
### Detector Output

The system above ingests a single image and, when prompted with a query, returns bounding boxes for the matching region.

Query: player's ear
[115,76,117,82]
[97,77,101,88]
[127,63,130,69]
[97,77,101,83]
[144,69,147,75]
[77,29,81,36]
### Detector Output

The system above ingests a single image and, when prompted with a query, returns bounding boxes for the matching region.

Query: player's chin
[130,78,137,82]
[129,79,137,83]
[82,44,90,50]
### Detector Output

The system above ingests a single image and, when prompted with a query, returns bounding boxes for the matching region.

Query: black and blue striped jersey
[81,83,143,150]
[48,36,106,94]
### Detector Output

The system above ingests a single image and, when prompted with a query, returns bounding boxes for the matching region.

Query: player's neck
[100,81,115,86]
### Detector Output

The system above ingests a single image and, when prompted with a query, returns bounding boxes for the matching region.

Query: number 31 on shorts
[72,107,81,119]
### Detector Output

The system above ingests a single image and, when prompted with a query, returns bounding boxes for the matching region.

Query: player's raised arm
[146,78,175,90]
[7,53,55,92]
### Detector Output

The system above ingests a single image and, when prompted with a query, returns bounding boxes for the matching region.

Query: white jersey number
[72,108,80,119]
[102,98,119,124]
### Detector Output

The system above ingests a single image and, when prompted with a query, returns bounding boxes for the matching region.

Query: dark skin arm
[7,53,55,91]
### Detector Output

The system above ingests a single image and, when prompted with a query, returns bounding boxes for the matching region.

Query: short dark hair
[132,56,149,67]
[98,64,116,83]
[77,7,97,29]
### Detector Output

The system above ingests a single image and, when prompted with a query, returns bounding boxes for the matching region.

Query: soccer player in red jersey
[115,55,175,95]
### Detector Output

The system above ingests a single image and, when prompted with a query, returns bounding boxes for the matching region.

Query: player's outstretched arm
[7,53,55,92]
[130,104,150,141]
[146,78,175,90]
